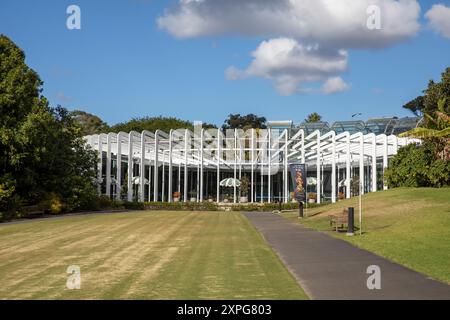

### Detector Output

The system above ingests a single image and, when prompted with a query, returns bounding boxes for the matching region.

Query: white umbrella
[219,178,241,188]
[132,176,149,185]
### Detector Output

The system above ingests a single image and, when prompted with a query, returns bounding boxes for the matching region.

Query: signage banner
[289,163,306,202]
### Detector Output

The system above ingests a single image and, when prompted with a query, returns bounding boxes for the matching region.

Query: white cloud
[226,38,349,95]
[158,0,422,95]
[158,0,421,48]
[426,4,450,39]
[322,77,350,94]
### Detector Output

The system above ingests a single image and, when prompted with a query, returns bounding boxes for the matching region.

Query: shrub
[143,201,218,211]
[231,202,324,212]
[0,177,21,221]
[123,201,145,210]
[38,193,64,214]
[384,142,450,188]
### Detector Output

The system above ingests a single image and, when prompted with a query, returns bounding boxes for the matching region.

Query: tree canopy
[402,96,424,116]
[110,116,195,133]
[71,110,109,135]
[222,114,267,130]
[387,67,450,188]
[304,112,322,123]
[0,35,97,220]
[403,67,450,120]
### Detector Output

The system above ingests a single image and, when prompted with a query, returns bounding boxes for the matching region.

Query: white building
[85,118,420,204]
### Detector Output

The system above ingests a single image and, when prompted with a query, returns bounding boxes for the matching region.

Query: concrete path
[244,212,450,300]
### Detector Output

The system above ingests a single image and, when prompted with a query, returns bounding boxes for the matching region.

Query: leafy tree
[304,112,322,123]
[400,98,449,137]
[110,116,194,133]
[222,114,267,130]
[402,68,450,120]
[401,99,449,162]
[423,68,450,119]
[402,96,424,116]
[71,110,109,135]
[0,35,97,219]
[384,142,450,188]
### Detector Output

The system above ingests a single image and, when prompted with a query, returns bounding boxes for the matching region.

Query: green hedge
[143,202,219,211]
[231,202,325,212]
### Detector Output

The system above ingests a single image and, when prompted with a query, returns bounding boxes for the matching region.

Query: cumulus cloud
[226,38,349,95]
[322,77,350,94]
[158,0,422,95]
[426,4,450,39]
[158,0,421,48]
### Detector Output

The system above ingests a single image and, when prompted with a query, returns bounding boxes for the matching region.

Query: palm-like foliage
[400,98,450,139]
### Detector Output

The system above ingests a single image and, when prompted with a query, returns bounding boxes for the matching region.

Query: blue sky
[0,0,449,126]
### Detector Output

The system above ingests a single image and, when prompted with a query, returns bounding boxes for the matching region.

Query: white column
[251,129,255,203]
[106,134,112,198]
[184,130,189,202]
[140,132,145,202]
[316,132,321,204]
[127,133,133,201]
[97,135,103,195]
[301,130,305,164]
[148,160,152,202]
[239,133,242,180]
[346,134,351,199]
[284,130,288,203]
[116,134,122,201]
[162,151,166,202]
[154,131,159,202]
[260,169,263,204]
[196,154,199,202]
[383,135,388,190]
[233,129,237,204]
[216,129,220,203]
[371,134,377,193]
[168,130,173,202]
[331,132,336,203]
[393,135,398,154]
[359,134,364,195]
[200,129,204,202]
[178,161,181,192]
[268,128,271,203]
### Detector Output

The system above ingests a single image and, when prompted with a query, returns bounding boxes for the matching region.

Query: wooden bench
[22,205,44,218]
[329,209,349,232]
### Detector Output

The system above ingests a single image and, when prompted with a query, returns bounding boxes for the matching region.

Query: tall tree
[402,68,450,119]
[222,114,267,130]
[0,35,97,219]
[402,96,424,116]
[423,68,450,121]
[71,110,109,135]
[304,112,322,123]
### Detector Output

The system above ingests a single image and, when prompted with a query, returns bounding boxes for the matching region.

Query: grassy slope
[282,188,450,284]
[0,211,307,299]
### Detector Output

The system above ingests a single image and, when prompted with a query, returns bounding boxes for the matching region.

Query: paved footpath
[244,212,450,300]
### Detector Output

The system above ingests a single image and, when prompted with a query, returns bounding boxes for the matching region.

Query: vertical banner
[289,163,306,202]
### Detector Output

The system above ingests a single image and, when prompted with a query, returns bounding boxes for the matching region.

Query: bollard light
[298,201,304,219]
[347,207,355,236]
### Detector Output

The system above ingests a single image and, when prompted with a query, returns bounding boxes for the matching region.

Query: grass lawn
[282,188,450,284]
[0,211,307,299]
